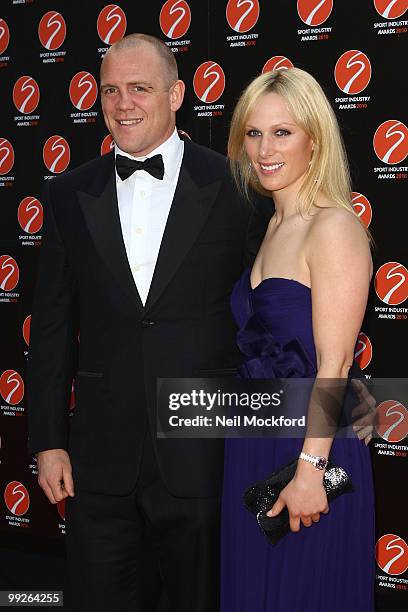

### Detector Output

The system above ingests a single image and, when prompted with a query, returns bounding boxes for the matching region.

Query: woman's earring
[308,145,315,169]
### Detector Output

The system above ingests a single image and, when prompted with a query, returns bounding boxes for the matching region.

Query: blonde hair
[228,68,370,239]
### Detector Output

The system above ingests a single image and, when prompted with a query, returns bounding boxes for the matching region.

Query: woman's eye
[246,129,261,137]
[276,129,290,137]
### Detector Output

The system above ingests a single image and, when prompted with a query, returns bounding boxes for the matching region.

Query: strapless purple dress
[221,268,375,612]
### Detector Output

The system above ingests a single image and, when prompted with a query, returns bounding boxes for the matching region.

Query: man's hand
[351,379,376,445]
[37,449,75,504]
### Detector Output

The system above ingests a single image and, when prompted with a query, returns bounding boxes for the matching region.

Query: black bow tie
[115,153,164,181]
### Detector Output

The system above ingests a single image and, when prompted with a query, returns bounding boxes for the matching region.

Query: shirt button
[139,190,146,198]
[132,264,141,272]
[141,320,156,328]
[134,227,143,235]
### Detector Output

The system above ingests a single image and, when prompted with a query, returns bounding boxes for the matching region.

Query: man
[27,34,269,612]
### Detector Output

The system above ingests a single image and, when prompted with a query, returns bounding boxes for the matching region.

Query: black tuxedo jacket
[27,139,271,497]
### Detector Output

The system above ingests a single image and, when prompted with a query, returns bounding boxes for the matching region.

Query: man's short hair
[104,33,179,87]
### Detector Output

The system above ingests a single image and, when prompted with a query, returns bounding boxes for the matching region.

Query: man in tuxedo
[27,34,269,611]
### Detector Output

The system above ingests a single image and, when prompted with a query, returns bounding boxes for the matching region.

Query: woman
[221,68,375,611]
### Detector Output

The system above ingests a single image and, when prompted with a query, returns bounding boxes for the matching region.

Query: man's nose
[116,90,135,111]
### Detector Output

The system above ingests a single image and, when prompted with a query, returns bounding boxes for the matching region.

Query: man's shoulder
[184,138,226,163]
[183,139,228,182]
[48,152,113,193]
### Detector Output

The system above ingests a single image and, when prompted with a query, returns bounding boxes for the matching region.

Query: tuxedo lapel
[143,142,224,313]
[77,142,225,314]
[77,153,144,311]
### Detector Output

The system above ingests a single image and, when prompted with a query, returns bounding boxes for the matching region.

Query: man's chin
[115,135,148,154]
[113,137,134,150]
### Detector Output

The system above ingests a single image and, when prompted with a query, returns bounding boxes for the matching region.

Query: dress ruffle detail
[236,313,317,379]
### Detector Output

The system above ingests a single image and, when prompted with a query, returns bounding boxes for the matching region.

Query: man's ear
[170,80,186,112]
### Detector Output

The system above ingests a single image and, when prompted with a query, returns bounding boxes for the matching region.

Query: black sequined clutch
[243,458,354,545]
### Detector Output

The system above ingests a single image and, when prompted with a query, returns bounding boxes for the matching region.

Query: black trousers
[64,432,221,612]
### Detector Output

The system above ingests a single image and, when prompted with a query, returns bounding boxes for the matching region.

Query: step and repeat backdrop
[0,1,407,609]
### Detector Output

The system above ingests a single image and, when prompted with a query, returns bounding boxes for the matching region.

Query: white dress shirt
[115,129,184,305]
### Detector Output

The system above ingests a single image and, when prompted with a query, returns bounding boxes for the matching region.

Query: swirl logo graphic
[0,18,10,54]
[97,5,127,45]
[43,135,70,174]
[57,499,66,520]
[262,56,294,73]
[0,138,14,175]
[160,0,191,39]
[0,370,24,405]
[38,11,66,50]
[0,255,19,291]
[69,71,98,111]
[70,380,76,411]
[226,0,260,33]
[101,134,115,156]
[13,76,40,115]
[334,50,371,95]
[18,197,43,234]
[352,192,372,228]
[193,61,225,103]
[354,332,372,370]
[297,0,333,25]
[177,129,191,140]
[373,120,408,165]
[4,482,30,516]
[375,262,408,305]
[376,400,408,443]
[374,0,408,19]
[23,315,31,346]
[376,534,408,575]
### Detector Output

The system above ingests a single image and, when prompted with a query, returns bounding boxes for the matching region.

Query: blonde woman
[221,68,375,611]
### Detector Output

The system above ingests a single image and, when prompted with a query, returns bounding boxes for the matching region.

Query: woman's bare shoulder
[307,205,368,244]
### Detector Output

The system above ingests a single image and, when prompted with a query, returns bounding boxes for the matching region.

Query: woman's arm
[268,208,372,531]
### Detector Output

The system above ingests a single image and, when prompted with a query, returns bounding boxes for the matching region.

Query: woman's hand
[267,462,329,531]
